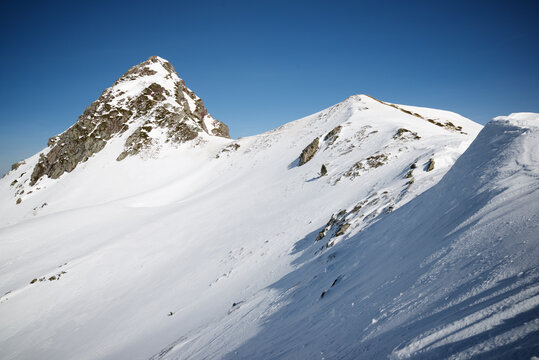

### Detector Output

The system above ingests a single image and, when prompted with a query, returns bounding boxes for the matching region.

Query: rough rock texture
[11,161,25,171]
[299,137,320,166]
[344,153,389,179]
[393,128,421,140]
[324,126,342,146]
[320,164,328,176]
[426,158,435,172]
[335,222,350,236]
[30,56,229,185]
[365,95,466,134]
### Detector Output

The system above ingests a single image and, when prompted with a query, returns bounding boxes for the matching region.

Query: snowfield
[0,58,537,359]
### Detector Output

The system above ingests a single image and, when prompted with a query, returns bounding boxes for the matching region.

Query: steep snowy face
[258,94,483,248]
[28,56,229,186]
[199,113,538,360]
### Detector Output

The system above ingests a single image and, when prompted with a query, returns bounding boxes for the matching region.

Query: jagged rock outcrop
[29,56,229,185]
[299,137,320,166]
[324,126,341,146]
[426,158,435,172]
[393,128,420,140]
[10,160,25,171]
[343,153,389,179]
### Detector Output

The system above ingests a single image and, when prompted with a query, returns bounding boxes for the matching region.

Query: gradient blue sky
[1,0,538,175]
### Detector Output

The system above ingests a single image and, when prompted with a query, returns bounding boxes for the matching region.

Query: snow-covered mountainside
[184,112,537,360]
[0,57,536,359]
[8,55,229,191]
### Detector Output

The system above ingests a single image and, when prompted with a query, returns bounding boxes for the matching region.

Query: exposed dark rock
[16,198,22,205]
[324,125,342,146]
[212,121,230,138]
[116,126,154,161]
[344,153,389,179]
[28,56,230,185]
[11,160,25,171]
[335,222,350,236]
[299,137,319,166]
[315,209,352,248]
[366,154,388,168]
[331,276,341,287]
[426,158,435,172]
[316,214,338,241]
[30,103,132,185]
[320,164,328,176]
[393,128,420,140]
[365,95,466,133]
[216,143,240,158]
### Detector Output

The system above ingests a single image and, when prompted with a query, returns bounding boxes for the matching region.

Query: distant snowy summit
[25,56,229,186]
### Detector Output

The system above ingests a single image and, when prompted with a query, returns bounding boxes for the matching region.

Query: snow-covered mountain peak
[12,56,229,190]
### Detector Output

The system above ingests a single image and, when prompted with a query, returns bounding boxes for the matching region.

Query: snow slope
[158,113,538,360]
[2,58,534,359]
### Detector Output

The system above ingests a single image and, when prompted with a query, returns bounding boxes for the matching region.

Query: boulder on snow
[320,164,328,176]
[393,128,420,140]
[426,158,435,172]
[324,125,342,146]
[335,222,350,236]
[299,137,320,166]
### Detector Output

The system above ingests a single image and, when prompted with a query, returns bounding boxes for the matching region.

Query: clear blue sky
[1,0,538,175]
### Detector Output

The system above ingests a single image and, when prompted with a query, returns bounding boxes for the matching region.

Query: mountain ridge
[4,58,536,360]
[205,112,539,360]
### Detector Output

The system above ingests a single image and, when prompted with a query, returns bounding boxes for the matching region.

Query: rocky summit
[29,56,229,186]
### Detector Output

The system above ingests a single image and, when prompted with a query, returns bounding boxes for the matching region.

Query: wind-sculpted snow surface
[2,58,534,359]
[185,113,537,360]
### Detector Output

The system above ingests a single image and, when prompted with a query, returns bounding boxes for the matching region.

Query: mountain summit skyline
[2,1,538,177]
[1,56,537,359]
[2,56,480,209]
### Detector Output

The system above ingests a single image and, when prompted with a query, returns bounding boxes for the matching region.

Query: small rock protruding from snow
[426,158,435,172]
[299,137,320,166]
[320,164,328,177]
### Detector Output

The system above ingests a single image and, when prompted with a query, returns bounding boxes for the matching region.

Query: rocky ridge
[0,76,498,360]
[28,56,229,186]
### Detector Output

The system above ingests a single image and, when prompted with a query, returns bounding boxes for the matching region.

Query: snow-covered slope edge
[0,56,490,360]
[0,92,482,359]
[157,113,539,359]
